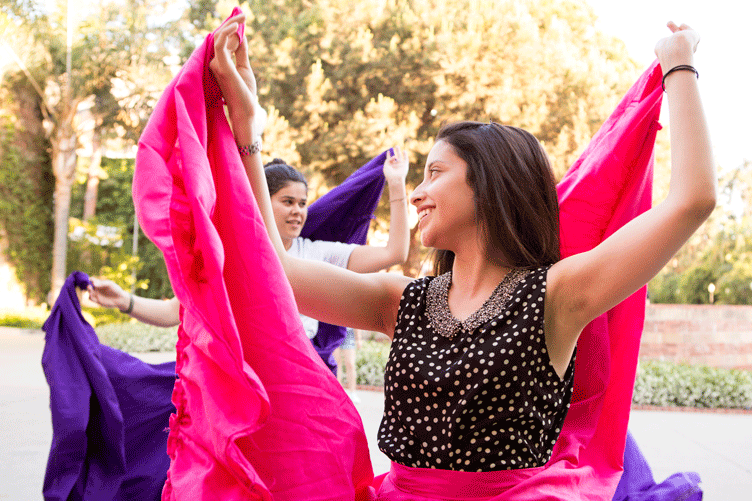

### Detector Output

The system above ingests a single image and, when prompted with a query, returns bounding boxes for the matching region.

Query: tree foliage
[226,0,641,274]
[10,0,728,304]
[0,74,54,303]
[1,0,195,302]
[649,160,752,304]
[68,157,173,299]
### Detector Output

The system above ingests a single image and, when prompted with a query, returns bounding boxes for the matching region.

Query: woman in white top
[88,152,411,332]
[263,156,409,339]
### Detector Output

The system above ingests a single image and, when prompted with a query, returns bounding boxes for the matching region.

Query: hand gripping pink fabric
[134,8,373,500]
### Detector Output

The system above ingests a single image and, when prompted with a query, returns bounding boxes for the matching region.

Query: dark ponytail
[263,158,307,196]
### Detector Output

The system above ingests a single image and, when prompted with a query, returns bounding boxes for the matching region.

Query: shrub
[715,255,752,305]
[0,89,54,304]
[0,304,131,330]
[633,360,752,410]
[0,307,50,329]
[648,272,680,304]
[97,321,178,353]
[676,265,716,304]
[356,339,391,387]
[0,313,45,329]
[82,307,131,327]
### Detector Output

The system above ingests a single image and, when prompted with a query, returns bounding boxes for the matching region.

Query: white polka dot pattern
[377,266,576,472]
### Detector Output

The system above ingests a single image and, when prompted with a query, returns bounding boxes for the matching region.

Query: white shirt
[287,237,357,339]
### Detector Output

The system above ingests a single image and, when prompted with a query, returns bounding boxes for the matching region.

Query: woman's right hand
[210,12,265,144]
[87,277,130,311]
[384,146,409,185]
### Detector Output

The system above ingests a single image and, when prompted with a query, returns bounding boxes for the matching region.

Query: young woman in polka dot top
[213,13,714,494]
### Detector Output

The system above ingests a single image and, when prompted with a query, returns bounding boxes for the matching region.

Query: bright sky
[586,0,752,172]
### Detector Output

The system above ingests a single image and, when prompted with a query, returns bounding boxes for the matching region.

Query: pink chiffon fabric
[134,8,372,500]
[135,6,662,498]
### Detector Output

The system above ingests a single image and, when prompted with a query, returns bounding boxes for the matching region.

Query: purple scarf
[302,151,388,373]
[42,271,174,500]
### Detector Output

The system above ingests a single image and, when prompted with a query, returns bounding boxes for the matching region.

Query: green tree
[0,77,54,303]
[1,0,193,303]
[649,159,752,304]
[0,9,54,303]
[68,156,174,299]
[229,0,641,274]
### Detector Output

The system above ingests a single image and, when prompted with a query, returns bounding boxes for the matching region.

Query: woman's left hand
[654,21,700,72]
[210,12,265,144]
[384,146,409,184]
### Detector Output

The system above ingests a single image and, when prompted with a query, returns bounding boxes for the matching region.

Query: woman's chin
[420,232,436,249]
[283,228,302,240]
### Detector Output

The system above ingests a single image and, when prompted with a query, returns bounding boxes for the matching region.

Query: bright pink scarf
[134,9,373,500]
[549,60,662,500]
[135,7,662,497]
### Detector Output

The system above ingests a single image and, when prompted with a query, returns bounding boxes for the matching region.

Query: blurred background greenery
[1,1,751,408]
[2,0,749,310]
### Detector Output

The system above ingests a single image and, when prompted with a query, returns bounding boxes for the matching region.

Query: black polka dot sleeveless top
[378,266,575,472]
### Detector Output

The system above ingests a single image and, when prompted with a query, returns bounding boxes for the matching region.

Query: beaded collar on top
[426,268,529,339]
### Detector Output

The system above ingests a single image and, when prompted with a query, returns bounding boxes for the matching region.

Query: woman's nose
[410,183,425,206]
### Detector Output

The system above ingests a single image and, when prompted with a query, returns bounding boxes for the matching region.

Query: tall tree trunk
[82,127,102,220]
[47,121,77,305]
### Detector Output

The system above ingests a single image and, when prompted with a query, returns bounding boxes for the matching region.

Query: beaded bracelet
[238,140,262,157]
[661,65,699,92]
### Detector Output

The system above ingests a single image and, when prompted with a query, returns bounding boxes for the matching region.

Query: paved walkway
[2,328,750,500]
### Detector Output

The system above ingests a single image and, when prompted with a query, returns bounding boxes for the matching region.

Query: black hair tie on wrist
[662,64,699,92]
[122,293,135,315]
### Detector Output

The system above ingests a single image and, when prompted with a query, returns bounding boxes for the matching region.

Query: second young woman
[88,155,411,342]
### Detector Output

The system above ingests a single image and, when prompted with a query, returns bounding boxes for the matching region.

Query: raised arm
[87,277,180,328]
[545,22,716,375]
[347,147,410,273]
[210,14,410,337]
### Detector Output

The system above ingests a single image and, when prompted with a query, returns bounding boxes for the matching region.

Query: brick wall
[640,303,752,370]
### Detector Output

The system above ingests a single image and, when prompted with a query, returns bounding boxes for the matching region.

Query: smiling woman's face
[410,140,477,251]
[270,181,308,247]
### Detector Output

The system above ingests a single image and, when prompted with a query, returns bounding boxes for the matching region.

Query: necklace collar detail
[426,268,528,339]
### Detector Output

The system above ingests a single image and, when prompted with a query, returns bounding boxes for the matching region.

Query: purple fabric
[613,431,703,501]
[302,151,388,373]
[42,271,175,501]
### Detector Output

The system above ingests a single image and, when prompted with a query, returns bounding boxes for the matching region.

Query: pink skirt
[372,462,545,500]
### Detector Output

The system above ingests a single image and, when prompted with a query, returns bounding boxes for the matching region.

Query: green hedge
[6,313,750,411]
[82,307,132,327]
[0,307,49,329]
[0,307,128,329]
[633,360,752,410]
[356,339,391,387]
[96,321,178,353]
